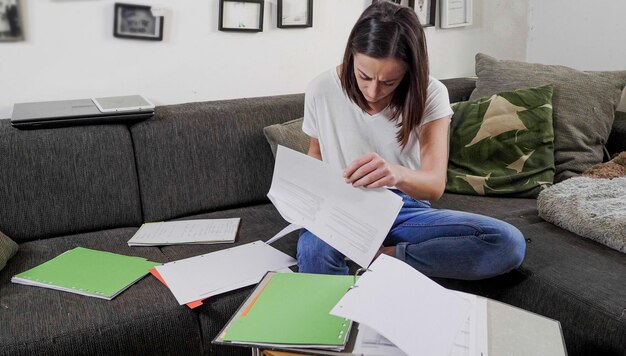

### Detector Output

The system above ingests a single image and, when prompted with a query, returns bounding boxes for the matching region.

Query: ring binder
[348,267,371,291]
[213,271,355,351]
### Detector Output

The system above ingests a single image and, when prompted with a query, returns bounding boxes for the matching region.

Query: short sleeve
[302,86,319,138]
[420,77,454,126]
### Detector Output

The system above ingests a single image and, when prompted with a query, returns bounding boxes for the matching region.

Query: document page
[352,293,488,356]
[267,146,403,268]
[128,218,240,246]
[155,241,296,305]
[330,255,473,356]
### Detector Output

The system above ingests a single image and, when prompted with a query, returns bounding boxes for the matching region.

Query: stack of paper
[215,272,354,351]
[154,241,296,307]
[127,218,240,246]
[11,247,159,300]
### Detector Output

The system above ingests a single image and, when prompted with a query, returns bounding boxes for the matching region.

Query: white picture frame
[440,0,473,28]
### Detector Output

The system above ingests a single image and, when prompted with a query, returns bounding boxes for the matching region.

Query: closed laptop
[11,95,154,129]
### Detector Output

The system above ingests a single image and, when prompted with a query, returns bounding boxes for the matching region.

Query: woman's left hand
[343,152,401,188]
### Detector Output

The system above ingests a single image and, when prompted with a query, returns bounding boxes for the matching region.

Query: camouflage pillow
[447,85,555,198]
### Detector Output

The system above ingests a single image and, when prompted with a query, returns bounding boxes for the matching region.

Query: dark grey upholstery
[1,78,624,356]
[159,204,299,355]
[130,95,305,223]
[607,111,626,156]
[0,228,202,356]
[0,122,142,242]
[432,194,626,356]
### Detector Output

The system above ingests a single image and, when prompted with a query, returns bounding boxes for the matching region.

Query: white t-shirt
[302,68,453,171]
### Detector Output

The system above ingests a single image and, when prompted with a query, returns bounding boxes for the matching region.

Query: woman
[297,1,525,280]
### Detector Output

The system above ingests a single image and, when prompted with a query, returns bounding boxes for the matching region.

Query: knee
[497,223,526,272]
[297,230,348,275]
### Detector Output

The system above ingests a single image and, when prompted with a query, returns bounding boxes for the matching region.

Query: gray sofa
[0,78,624,356]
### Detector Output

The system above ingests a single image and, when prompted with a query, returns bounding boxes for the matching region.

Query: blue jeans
[297,190,526,280]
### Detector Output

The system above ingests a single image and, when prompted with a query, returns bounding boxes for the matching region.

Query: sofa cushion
[0,228,203,356]
[159,203,297,268]
[447,85,555,197]
[607,111,626,156]
[0,230,18,271]
[432,193,626,355]
[0,121,143,242]
[263,118,309,157]
[157,203,297,355]
[131,95,305,222]
[470,53,626,182]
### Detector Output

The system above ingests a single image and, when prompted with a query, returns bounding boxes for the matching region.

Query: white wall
[527,0,626,71]
[527,0,626,111]
[0,0,529,118]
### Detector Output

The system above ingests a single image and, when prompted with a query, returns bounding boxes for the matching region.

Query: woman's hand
[343,152,402,188]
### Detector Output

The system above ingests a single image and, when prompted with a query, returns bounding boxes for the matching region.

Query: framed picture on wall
[413,0,436,27]
[440,0,473,28]
[113,3,164,41]
[219,0,264,32]
[278,0,313,28]
[0,0,23,42]
[372,0,435,28]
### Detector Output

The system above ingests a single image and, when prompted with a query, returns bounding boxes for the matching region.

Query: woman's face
[353,53,407,108]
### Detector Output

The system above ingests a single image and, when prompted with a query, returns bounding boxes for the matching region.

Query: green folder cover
[221,272,354,349]
[11,247,160,300]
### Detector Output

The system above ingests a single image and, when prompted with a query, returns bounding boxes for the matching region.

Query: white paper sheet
[267,146,403,268]
[352,293,488,356]
[265,223,302,245]
[155,241,296,305]
[127,218,240,246]
[330,255,472,356]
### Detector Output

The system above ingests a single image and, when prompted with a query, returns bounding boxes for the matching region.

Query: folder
[11,247,160,300]
[214,272,354,351]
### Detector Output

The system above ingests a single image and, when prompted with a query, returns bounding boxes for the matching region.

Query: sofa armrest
[440,77,477,104]
[607,111,626,156]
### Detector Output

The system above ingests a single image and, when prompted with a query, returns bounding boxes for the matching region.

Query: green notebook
[216,272,354,351]
[11,247,160,300]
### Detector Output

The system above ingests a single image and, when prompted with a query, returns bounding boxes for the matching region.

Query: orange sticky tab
[150,268,167,285]
[150,268,204,309]
[242,283,269,317]
[187,300,203,309]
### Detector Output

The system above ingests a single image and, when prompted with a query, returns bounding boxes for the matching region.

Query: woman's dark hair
[340,1,429,149]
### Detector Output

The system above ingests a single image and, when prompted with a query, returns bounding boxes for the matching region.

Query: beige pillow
[263,118,310,157]
[471,53,626,182]
[0,230,18,271]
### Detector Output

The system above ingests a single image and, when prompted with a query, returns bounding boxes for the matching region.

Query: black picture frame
[219,0,264,33]
[0,0,23,42]
[278,0,313,29]
[113,3,164,41]
[372,0,436,28]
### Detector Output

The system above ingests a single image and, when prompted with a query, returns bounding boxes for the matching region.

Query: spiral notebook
[214,272,354,351]
[11,247,160,300]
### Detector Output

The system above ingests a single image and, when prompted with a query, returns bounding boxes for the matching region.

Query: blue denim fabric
[297,190,526,280]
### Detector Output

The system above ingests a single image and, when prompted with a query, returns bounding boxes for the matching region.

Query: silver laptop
[10,95,155,129]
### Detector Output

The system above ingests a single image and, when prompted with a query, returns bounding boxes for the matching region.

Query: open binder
[214,271,355,351]
[216,256,482,356]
